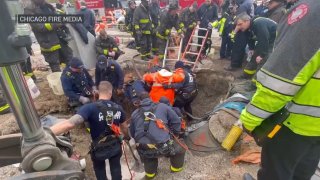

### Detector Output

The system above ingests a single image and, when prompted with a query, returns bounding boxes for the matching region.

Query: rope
[122,143,133,180]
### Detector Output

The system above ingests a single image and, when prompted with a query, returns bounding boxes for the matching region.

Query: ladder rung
[192,35,206,38]
[188,43,202,47]
[184,61,196,64]
[165,59,180,61]
[197,27,208,30]
[186,52,199,55]
[167,47,180,49]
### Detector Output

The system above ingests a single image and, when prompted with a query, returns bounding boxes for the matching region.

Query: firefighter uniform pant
[182,29,193,53]
[42,50,61,72]
[59,41,73,65]
[174,90,198,116]
[243,53,268,78]
[139,34,152,58]
[220,33,233,59]
[140,141,186,178]
[197,28,212,55]
[157,37,167,60]
[91,148,122,180]
[230,31,247,68]
[152,33,158,54]
[20,56,36,81]
[258,125,320,180]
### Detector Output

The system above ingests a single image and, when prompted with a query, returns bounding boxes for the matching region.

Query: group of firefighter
[125,0,219,61]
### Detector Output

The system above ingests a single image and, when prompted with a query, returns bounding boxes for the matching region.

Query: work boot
[243,173,255,180]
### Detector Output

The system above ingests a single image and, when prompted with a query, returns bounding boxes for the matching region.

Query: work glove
[79,96,90,104]
[207,22,213,30]
[108,51,116,57]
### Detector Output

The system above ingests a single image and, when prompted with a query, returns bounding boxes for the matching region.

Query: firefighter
[241,0,320,179]
[95,55,124,93]
[150,0,161,55]
[51,81,129,180]
[95,29,122,60]
[235,14,277,78]
[78,1,96,36]
[156,3,184,60]
[226,0,254,71]
[179,3,198,53]
[125,0,136,37]
[61,57,98,107]
[133,0,153,60]
[25,0,71,72]
[210,5,236,60]
[172,61,198,117]
[124,72,149,107]
[130,93,185,179]
[197,0,218,55]
[143,68,184,105]
[264,0,286,23]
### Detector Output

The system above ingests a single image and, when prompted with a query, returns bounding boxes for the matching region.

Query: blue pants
[220,34,233,59]
[230,31,248,68]
[91,148,122,180]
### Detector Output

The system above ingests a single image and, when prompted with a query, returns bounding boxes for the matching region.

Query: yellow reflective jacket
[240,0,320,136]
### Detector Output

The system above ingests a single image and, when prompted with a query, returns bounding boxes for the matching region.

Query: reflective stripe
[40,44,61,52]
[139,19,150,23]
[103,49,109,55]
[142,30,151,34]
[219,18,226,35]
[24,73,34,77]
[152,82,163,87]
[44,23,53,31]
[179,23,184,28]
[287,102,320,117]
[151,48,158,51]
[257,70,301,96]
[177,29,182,33]
[156,33,167,40]
[165,29,170,36]
[159,54,164,59]
[134,25,140,30]
[244,69,256,75]
[246,103,273,119]
[313,69,320,78]
[145,172,156,178]
[112,48,118,52]
[0,104,10,112]
[170,165,183,172]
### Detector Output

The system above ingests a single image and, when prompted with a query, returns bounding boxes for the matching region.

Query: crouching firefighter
[172,61,198,117]
[51,81,129,180]
[130,93,186,179]
[61,57,98,108]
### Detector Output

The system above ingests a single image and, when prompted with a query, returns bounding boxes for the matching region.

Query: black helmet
[128,0,136,6]
[168,3,179,10]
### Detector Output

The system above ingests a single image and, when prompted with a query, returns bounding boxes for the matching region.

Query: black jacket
[248,17,277,58]
[197,3,219,28]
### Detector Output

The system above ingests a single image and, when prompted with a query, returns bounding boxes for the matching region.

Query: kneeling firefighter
[130,93,186,179]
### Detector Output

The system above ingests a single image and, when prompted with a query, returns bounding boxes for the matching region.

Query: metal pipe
[0,64,43,141]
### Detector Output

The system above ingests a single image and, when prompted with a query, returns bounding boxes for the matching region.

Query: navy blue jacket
[130,98,181,144]
[61,66,94,101]
[124,80,148,104]
[78,8,95,33]
[77,100,126,140]
[197,3,218,28]
[236,0,254,16]
[95,59,124,89]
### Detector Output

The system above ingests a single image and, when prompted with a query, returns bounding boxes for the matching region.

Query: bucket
[25,77,40,99]
[221,125,243,151]
[46,72,64,96]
